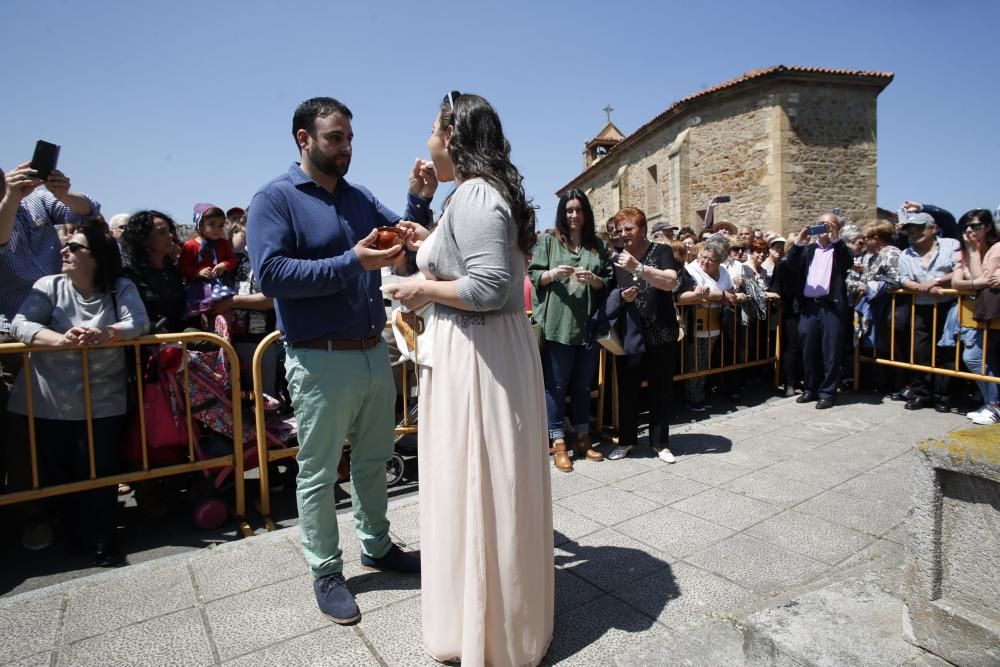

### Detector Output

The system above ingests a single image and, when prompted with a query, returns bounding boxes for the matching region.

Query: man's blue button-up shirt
[247,163,432,343]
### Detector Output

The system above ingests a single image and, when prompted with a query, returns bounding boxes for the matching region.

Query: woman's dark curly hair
[439,91,536,255]
[122,210,178,269]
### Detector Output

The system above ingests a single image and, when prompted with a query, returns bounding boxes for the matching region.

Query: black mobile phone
[30,140,60,180]
[807,223,830,236]
[714,195,731,203]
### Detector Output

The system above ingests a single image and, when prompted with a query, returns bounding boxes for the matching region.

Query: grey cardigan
[427,178,524,314]
[8,274,150,420]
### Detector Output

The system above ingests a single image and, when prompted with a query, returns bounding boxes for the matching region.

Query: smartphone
[30,140,60,180]
[713,195,731,203]
[832,207,841,217]
[807,223,830,236]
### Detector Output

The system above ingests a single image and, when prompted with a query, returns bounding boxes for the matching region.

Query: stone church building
[556,65,895,237]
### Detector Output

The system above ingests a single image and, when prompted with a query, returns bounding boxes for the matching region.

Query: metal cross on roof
[603,104,614,124]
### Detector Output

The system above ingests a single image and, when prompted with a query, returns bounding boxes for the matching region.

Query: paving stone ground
[0,393,979,666]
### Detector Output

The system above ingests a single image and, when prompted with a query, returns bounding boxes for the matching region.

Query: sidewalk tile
[770,424,849,446]
[615,561,756,630]
[62,562,195,643]
[667,457,753,486]
[615,507,733,559]
[222,625,373,666]
[549,470,604,501]
[555,528,671,592]
[832,472,913,508]
[5,653,51,667]
[686,534,828,595]
[385,502,421,545]
[57,607,212,667]
[868,452,914,480]
[341,560,421,612]
[612,470,710,506]
[791,443,894,473]
[0,593,61,664]
[757,458,856,489]
[555,570,603,617]
[670,488,782,531]
[739,433,827,455]
[722,470,824,507]
[552,505,604,545]
[543,594,668,666]
[359,596,440,666]
[574,456,658,484]
[746,510,873,565]
[204,574,327,661]
[795,490,907,536]
[191,538,307,602]
[555,487,662,528]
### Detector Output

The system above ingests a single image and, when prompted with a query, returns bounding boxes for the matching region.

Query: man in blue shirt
[248,97,435,624]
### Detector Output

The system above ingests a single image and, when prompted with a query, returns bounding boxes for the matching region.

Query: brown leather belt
[290,335,381,351]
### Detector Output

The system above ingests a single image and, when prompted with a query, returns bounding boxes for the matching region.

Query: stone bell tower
[583,105,626,170]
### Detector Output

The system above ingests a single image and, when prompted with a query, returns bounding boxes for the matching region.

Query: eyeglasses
[63,241,90,253]
[962,222,985,232]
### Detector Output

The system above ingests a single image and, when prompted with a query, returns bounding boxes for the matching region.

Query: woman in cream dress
[384,91,553,667]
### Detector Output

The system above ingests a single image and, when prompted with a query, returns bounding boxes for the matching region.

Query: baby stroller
[124,337,298,530]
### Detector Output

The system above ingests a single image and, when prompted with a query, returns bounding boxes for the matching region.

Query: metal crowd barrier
[0,332,252,537]
[596,299,782,435]
[855,288,1000,387]
[251,327,420,531]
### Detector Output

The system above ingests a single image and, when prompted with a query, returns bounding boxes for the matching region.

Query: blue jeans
[541,341,598,441]
[961,328,1000,406]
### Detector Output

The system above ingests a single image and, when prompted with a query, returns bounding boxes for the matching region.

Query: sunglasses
[447,90,461,112]
[63,241,90,253]
[962,222,985,232]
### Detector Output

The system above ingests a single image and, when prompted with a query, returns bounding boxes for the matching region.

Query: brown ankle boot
[574,433,604,462]
[552,439,573,472]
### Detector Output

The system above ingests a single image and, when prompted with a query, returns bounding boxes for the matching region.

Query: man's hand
[2,162,43,203]
[901,200,923,213]
[796,225,810,245]
[408,159,438,200]
[397,220,429,251]
[621,286,639,303]
[355,228,404,271]
[43,169,71,201]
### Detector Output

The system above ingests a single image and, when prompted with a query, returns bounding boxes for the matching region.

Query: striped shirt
[0,188,100,333]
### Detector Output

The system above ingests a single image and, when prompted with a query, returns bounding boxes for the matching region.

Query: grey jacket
[8,274,150,420]
[426,179,524,314]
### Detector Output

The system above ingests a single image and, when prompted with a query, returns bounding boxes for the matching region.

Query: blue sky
[3,0,997,231]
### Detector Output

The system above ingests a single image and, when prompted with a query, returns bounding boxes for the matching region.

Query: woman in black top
[121,210,187,333]
[607,207,680,462]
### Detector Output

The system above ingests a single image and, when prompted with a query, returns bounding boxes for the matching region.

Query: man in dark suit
[786,213,853,409]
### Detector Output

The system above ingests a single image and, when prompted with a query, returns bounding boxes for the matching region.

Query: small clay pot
[373,226,402,250]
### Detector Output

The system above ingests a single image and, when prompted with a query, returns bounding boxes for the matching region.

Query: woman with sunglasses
[7,219,149,564]
[528,189,611,472]
[382,92,552,666]
[951,209,1000,424]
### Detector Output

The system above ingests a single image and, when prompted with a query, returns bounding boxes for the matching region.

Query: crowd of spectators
[1,153,997,561]
[0,158,274,563]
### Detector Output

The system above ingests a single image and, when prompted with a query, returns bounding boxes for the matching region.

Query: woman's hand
[407,158,438,200]
[574,268,602,288]
[62,326,111,346]
[548,264,575,281]
[621,286,639,303]
[615,250,640,273]
[212,263,229,276]
[382,279,431,310]
[198,267,214,279]
[397,220,429,251]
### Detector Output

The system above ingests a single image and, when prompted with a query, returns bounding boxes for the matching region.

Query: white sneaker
[970,408,999,426]
[657,448,676,463]
[966,407,989,420]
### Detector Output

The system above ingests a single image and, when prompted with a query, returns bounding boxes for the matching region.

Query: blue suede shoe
[314,573,360,624]
[360,543,421,574]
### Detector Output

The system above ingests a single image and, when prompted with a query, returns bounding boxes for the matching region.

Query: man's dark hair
[292,97,352,150]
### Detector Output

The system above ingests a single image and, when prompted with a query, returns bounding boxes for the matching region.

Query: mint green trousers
[285,344,395,578]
